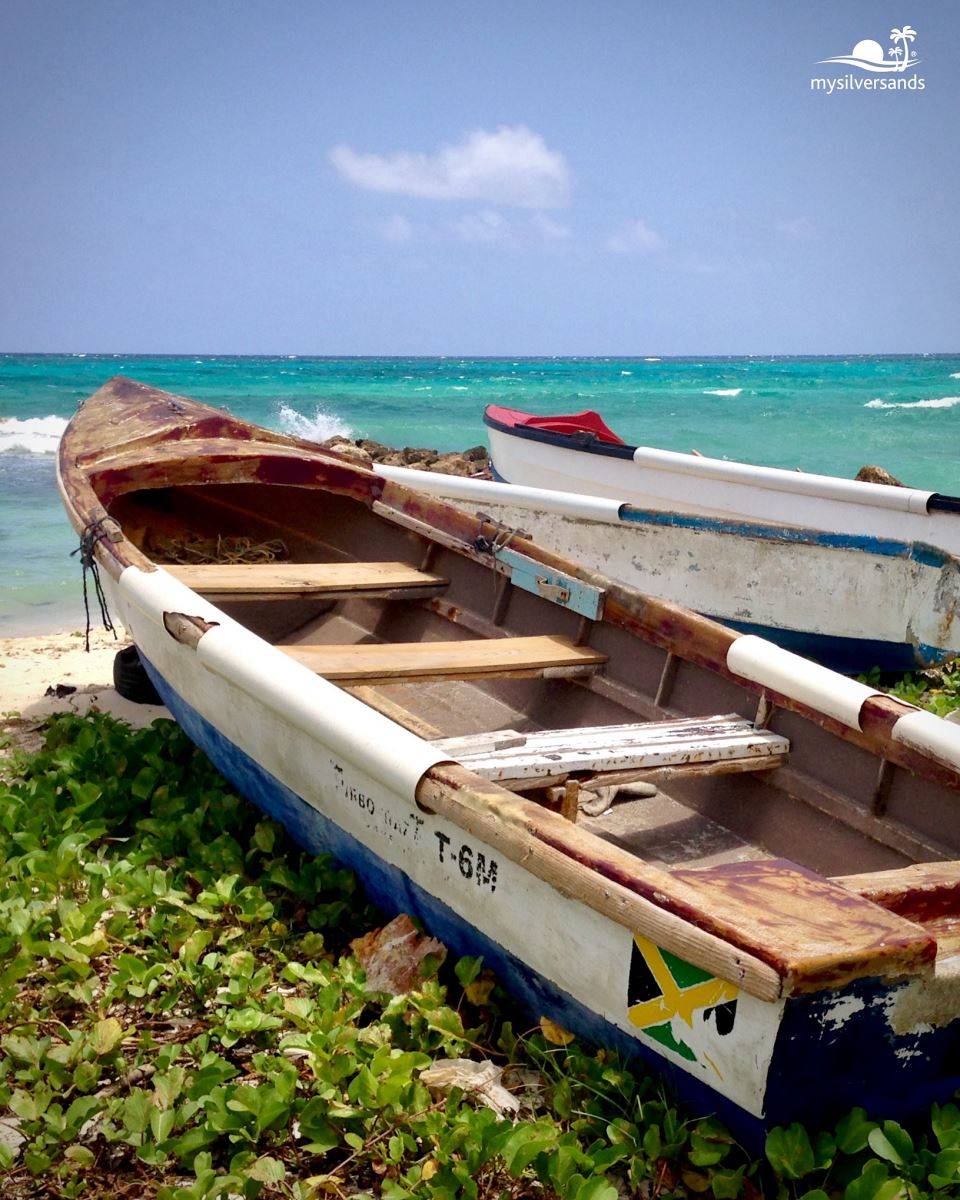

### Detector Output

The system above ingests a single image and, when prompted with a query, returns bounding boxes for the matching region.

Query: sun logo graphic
[818,25,920,72]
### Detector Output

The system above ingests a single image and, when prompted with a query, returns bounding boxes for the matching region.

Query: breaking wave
[703,388,743,397]
[276,402,353,443]
[0,415,68,454]
[865,396,960,410]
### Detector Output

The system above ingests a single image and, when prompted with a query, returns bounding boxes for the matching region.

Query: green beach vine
[1,711,960,1198]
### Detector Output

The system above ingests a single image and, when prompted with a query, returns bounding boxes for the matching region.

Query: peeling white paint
[821,994,866,1030]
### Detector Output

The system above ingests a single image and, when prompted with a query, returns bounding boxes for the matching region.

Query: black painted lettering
[475,853,498,892]
[435,831,451,863]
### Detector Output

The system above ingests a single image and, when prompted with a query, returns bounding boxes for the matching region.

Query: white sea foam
[865,396,960,410]
[620,370,633,376]
[277,403,353,443]
[0,414,68,454]
[643,357,661,362]
[951,372,960,379]
[704,388,743,397]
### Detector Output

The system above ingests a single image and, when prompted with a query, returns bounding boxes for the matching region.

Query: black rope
[70,518,118,651]
[472,511,527,556]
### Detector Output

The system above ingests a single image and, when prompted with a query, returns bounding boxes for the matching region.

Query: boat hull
[484,408,960,553]
[375,465,960,674]
[115,565,960,1147]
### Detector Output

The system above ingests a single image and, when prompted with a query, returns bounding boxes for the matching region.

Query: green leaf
[246,1155,286,1183]
[570,1178,619,1200]
[867,1121,913,1166]
[90,1017,125,1057]
[689,1117,733,1167]
[932,1102,960,1150]
[836,1107,878,1155]
[178,929,213,965]
[929,1145,960,1187]
[149,1106,175,1144]
[499,1123,558,1174]
[298,1098,340,1154]
[843,1159,893,1200]
[122,1089,154,1136]
[455,956,483,986]
[711,1166,747,1199]
[766,1123,816,1180]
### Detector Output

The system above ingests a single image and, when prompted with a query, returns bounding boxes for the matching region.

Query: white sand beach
[1,627,169,743]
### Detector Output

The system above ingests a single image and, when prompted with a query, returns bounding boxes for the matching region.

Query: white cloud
[380,214,415,244]
[606,219,666,255]
[329,126,571,209]
[451,209,510,243]
[532,214,572,241]
[777,216,818,240]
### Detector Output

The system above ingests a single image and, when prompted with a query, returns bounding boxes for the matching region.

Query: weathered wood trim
[167,560,448,602]
[416,762,934,999]
[280,634,607,684]
[416,764,784,1000]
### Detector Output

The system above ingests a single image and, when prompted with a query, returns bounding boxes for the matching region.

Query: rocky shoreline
[322,433,903,489]
[322,435,491,477]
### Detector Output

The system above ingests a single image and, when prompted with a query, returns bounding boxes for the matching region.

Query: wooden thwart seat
[281,634,607,684]
[168,560,447,602]
[432,714,789,789]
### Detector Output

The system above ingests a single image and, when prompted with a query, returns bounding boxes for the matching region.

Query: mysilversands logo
[812,25,926,93]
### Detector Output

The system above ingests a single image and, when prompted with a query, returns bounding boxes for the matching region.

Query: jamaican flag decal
[627,934,739,1065]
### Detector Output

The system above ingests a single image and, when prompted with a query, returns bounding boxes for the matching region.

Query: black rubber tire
[113,645,163,705]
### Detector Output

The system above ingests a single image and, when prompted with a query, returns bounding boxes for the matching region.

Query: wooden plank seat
[167,560,447,602]
[280,634,607,684]
[432,714,789,790]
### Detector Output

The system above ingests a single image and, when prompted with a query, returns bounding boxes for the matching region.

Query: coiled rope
[71,518,118,651]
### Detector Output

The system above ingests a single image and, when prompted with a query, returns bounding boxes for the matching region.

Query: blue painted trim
[618,505,955,567]
[494,544,605,619]
[717,617,946,674]
[138,653,960,1147]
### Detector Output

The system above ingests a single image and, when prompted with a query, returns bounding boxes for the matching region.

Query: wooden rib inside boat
[57,376,960,1143]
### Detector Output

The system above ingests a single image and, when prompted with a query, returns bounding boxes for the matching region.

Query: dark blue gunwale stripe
[617,505,954,567]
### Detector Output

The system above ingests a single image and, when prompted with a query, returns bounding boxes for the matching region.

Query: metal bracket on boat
[535,579,572,605]
[470,512,605,620]
[496,545,605,621]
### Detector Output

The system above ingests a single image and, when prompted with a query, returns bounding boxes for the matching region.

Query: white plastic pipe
[631,447,933,515]
[892,709,960,772]
[726,634,881,729]
[374,463,625,523]
[118,565,449,800]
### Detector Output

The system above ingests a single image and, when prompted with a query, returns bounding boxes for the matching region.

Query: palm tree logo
[818,26,921,73]
[888,25,917,71]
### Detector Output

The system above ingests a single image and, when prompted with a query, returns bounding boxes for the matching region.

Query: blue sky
[1,1,957,355]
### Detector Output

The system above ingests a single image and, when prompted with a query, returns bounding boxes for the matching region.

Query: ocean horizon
[2,351,959,637]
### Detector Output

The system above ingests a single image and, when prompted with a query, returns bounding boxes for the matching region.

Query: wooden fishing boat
[482,404,960,673]
[59,378,960,1146]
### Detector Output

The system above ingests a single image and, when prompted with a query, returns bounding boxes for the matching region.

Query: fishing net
[146,534,289,565]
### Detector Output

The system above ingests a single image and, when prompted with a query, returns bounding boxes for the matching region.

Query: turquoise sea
[2,352,959,636]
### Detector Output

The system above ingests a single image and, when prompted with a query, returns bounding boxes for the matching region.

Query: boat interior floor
[185,571,933,880]
[264,606,778,872]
